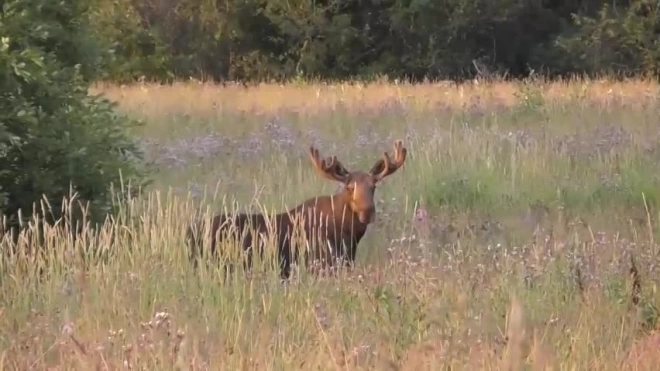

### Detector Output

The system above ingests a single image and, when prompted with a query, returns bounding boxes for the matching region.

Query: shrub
[0,0,149,233]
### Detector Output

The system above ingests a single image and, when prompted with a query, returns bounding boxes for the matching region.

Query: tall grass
[2,77,660,369]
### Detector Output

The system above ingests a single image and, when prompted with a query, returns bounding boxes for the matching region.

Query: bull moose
[187,140,407,279]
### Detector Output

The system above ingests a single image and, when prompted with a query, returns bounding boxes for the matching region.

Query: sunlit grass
[2,77,660,369]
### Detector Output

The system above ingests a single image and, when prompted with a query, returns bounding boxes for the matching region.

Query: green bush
[547,2,660,78]
[0,0,149,232]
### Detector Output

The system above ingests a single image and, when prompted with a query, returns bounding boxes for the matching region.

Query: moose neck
[285,191,371,228]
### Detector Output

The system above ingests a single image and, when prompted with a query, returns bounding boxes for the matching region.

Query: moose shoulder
[187,140,407,279]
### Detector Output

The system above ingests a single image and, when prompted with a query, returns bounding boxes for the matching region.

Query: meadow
[2,78,660,369]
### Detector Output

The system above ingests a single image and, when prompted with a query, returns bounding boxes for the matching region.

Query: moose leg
[338,236,359,271]
[277,240,291,280]
[279,248,294,281]
[350,237,359,265]
[241,232,255,276]
[277,230,294,280]
[186,219,205,271]
[323,239,338,276]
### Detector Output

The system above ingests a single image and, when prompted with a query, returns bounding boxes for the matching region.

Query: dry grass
[2,77,660,369]
[92,77,660,117]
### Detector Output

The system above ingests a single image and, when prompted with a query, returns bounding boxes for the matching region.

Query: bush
[546,2,660,78]
[0,0,149,232]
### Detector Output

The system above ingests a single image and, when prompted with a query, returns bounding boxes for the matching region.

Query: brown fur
[187,140,407,279]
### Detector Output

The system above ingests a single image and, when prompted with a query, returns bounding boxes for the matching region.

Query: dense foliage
[0,0,148,231]
[89,0,660,83]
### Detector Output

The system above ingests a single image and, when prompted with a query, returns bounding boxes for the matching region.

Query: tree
[0,0,149,236]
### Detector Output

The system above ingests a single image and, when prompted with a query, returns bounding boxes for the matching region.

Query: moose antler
[371,140,407,181]
[309,146,350,183]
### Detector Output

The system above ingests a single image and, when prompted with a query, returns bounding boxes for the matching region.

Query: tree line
[90,0,660,83]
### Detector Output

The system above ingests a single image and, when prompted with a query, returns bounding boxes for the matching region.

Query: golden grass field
[3,78,660,370]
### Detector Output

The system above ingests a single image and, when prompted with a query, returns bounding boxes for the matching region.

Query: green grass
[2,78,660,369]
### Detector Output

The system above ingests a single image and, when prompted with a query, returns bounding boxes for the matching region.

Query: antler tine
[309,146,348,182]
[310,147,330,174]
[309,146,324,170]
[326,155,352,177]
[324,155,337,171]
[392,140,407,167]
[380,151,392,170]
[374,140,407,180]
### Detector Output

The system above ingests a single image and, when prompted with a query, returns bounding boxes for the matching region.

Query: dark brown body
[187,141,407,279]
[187,195,369,279]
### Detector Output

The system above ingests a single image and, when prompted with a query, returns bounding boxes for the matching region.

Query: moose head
[308,140,407,224]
